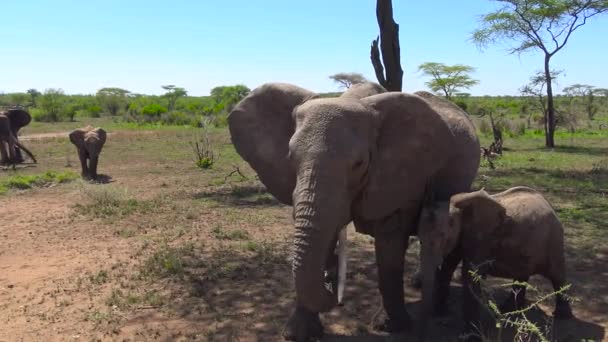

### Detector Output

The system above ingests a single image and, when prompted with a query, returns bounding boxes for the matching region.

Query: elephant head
[0,113,37,165]
[3,109,32,135]
[69,126,107,180]
[418,189,507,329]
[1,109,33,163]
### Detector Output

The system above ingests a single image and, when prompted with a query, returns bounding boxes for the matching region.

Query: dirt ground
[1,129,607,341]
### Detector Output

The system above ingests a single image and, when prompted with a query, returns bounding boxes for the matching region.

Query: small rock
[7,284,14,289]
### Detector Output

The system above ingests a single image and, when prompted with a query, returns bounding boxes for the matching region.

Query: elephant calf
[417,186,574,336]
[69,126,106,180]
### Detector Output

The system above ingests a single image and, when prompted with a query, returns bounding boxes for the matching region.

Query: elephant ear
[355,92,454,221]
[451,189,506,240]
[228,83,317,205]
[5,109,31,133]
[340,82,387,99]
[93,128,107,146]
[69,129,85,146]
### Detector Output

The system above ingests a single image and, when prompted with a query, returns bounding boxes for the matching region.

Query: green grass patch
[211,225,250,240]
[139,242,195,279]
[0,170,78,194]
[106,288,165,309]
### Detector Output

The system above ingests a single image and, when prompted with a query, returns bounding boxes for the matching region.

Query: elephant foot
[553,302,574,320]
[283,306,323,342]
[374,310,412,333]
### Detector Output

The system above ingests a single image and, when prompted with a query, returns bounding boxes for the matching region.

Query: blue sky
[1,0,606,96]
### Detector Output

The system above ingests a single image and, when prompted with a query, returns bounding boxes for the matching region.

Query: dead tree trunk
[370,0,403,91]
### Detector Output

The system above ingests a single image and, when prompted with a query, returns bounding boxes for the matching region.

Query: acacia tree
[96,87,130,116]
[27,89,41,107]
[162,85,187,111]
[472,0,608,147]
[329,72,368,89]
[563,84,598,120]
[370,0,403,91]
[417,62,479,100]
[520,69,563,130]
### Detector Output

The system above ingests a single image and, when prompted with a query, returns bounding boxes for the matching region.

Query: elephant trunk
[292,167,347,313]
[13,137,36,163]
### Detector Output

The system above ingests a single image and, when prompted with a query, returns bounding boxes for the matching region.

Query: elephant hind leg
[548,238,574,319]
[549,271,574,319]
[0,141,9,164]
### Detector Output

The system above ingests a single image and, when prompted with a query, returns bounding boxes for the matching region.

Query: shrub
[88,105,103,117]
[31,108,53,122]
[515,121,527,136]
[191,128,216,170]
[141,104,168,117]
[479,119,491,135]
[454,99,468,111]
[160,111,195,126]
[212,113,229,128]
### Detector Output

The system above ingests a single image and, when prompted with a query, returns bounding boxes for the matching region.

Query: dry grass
[0,119,606,341]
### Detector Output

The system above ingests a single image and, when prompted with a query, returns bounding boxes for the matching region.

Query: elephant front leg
[89,155,99,180]
[78,149,90,179]
[434,244,463,316]
[284,306,323,341]
[374,223,411,333]
[461,260,483,341]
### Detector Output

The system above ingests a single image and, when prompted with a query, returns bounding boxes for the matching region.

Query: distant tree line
[0,84,251,127]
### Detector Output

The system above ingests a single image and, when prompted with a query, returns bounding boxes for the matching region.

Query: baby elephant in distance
[418,186,574,336]
[69,126,106,180]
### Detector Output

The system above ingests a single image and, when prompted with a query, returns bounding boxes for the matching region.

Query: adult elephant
[228,82,480,341]
[1,108,32,163]
[0,112,37,165]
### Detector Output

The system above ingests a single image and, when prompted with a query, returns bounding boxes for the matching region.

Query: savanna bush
[479,119,491,135]
[141,104,168,117]
[160,111,197,126]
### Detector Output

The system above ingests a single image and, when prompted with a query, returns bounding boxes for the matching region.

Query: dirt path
[0,189,132,341]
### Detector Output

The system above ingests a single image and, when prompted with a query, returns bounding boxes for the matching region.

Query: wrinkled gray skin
[228,82,480,341]
[0,109,33,163]
[69,126,107,180]
[0,113,37,165]
[418,186,574,338]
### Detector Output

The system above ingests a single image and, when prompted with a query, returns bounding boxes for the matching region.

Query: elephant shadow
[0,163,36,171]
[89,174,113,184]
[193,182,285,208]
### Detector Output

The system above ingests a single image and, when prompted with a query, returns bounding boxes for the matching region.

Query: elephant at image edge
[69,126,106,180]
[417,186,573,337]
[228,82,480,341]
[0,112,37,165]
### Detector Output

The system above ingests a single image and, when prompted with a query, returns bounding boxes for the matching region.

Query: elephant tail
[13,136,37,163]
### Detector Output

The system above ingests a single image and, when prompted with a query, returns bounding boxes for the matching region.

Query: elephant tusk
[337,225,348,304]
